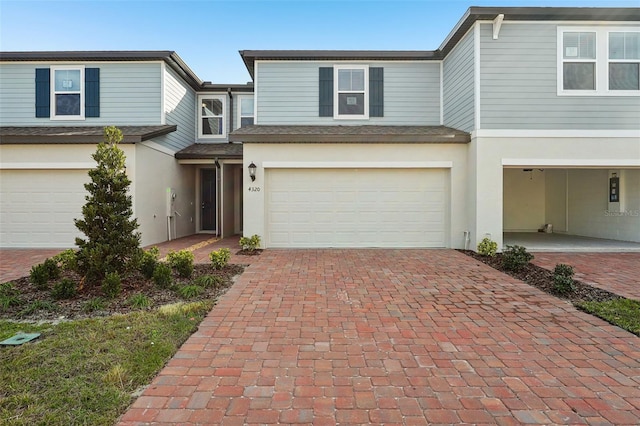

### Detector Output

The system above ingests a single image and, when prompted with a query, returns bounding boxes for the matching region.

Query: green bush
[167,249,195,278]
[101,272,122,298]
[553,263,575,295]
[43,258,61,280]
[239,234,261,252]
[176,285,204,300]
[502,244,534,272]
[139,247,160,279]
[209,248,231,270]
[477,237,498,257]
[30,263,51,290]
[153,263,173,289]
[127,293,151,309]
[52,249,78,272]
[52,278,77,300]
[193,275,222,288]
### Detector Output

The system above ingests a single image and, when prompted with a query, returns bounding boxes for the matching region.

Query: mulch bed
[236,249,263,256]
[1,264,245,322]
[458,250,622,303]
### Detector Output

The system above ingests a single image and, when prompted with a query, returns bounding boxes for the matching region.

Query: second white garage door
[0,169,88,248]
[266,168,447,248]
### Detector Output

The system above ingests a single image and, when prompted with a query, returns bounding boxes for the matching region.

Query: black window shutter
[85,68,100,117]
[369,67,384,117]
[319,67,333,117]
[35,68,50,118]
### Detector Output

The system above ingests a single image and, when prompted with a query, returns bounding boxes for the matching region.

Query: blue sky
[1,0,638,83]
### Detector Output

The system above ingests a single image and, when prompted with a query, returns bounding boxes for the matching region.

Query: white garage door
[0,169,88,248]
[266,168,447,248]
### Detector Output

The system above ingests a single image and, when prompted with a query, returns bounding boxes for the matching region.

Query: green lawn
[577,298,640,336]
[0,301,213,426]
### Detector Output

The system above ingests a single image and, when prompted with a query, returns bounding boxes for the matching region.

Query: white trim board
[474,129,640,138]
[141,140,176,156]
[0,162,95,170]
[502,159,640,167]
[262,161,453,169]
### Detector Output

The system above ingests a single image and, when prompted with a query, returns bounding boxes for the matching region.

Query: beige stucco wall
[134,143,195,246]
[503,168,546,232]
[243,143,469,249]
[471,133,640,248]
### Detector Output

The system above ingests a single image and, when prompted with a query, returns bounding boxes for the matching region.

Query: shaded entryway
[119,249,640,425]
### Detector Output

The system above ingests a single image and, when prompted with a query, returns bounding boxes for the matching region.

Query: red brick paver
[119,249,640,425]
[532,252,640,300]
[0,248,63,283]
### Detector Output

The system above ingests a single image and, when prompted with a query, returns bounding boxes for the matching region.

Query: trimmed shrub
[239,234,261,252]
[139,246,160,280]
[209,248,231,270]
[52,249,78,272]
[43,258,61,280]
[102,272,122,298]
[553,263,575,295]
[153,263,173,289]
[167,249,195,278]
[477,237,498,257]
[52,278,77,300]
[502,245,534,272]
[30,263,50,290]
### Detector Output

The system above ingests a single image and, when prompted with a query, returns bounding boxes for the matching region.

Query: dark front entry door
[201,169,216,231]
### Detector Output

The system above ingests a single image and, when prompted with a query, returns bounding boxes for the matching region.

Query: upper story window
[558,27,640,96]
[609,32,640,91]
[319,66,383,119]
[51,66,84,119]
[199,95,225,138]
[238,96,254,127]
[335,66,368,118]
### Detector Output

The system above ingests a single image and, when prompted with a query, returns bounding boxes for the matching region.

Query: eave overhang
[0,125,177,144]
[229,125,470,144]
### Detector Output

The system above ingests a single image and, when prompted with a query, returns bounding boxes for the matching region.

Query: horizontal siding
[163,66,196,151]
[257,61,441,125]
[480,23,640,130]
[443,28,475,132]
[0,62,162,126]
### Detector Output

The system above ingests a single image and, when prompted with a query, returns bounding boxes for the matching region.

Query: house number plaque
[248,187,261,192]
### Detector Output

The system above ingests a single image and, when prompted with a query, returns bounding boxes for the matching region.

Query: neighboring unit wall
[0,62,162,125]
[163,66,196,151]
[567,169,640,242]
[256,61,441,125]
[503,168,545,232]
[134,143,195,246]
[479,22,640,129]
[443,28,475,132]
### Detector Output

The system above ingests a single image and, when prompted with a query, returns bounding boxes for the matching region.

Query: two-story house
[1,7,638,250]
[0,51,252,247]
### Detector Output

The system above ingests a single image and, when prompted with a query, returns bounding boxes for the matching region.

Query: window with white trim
[238,96,254,127]
[51,66,84,119]
[198,95,225,138]
[558,27,640,96]
[335,65,369,119]
[609,32,640,91]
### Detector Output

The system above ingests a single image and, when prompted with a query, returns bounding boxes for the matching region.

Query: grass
[0,301,213,425]
[577,298,640,336]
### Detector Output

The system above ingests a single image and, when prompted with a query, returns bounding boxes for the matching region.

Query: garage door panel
[266,168,448,248]
[1,170,88,248]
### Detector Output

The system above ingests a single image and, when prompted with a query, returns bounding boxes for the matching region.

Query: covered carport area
[503,166,640,251]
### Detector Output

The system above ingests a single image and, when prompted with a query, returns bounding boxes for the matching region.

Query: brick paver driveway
[121,249,639,425]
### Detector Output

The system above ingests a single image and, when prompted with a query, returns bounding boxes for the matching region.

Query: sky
[1,0,638,83]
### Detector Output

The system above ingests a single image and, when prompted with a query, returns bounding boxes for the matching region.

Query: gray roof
[229,125,470,144]
[0,51,204,90]
[239,7,640,78]
[0,125,177,144]
[175,143,243,160]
